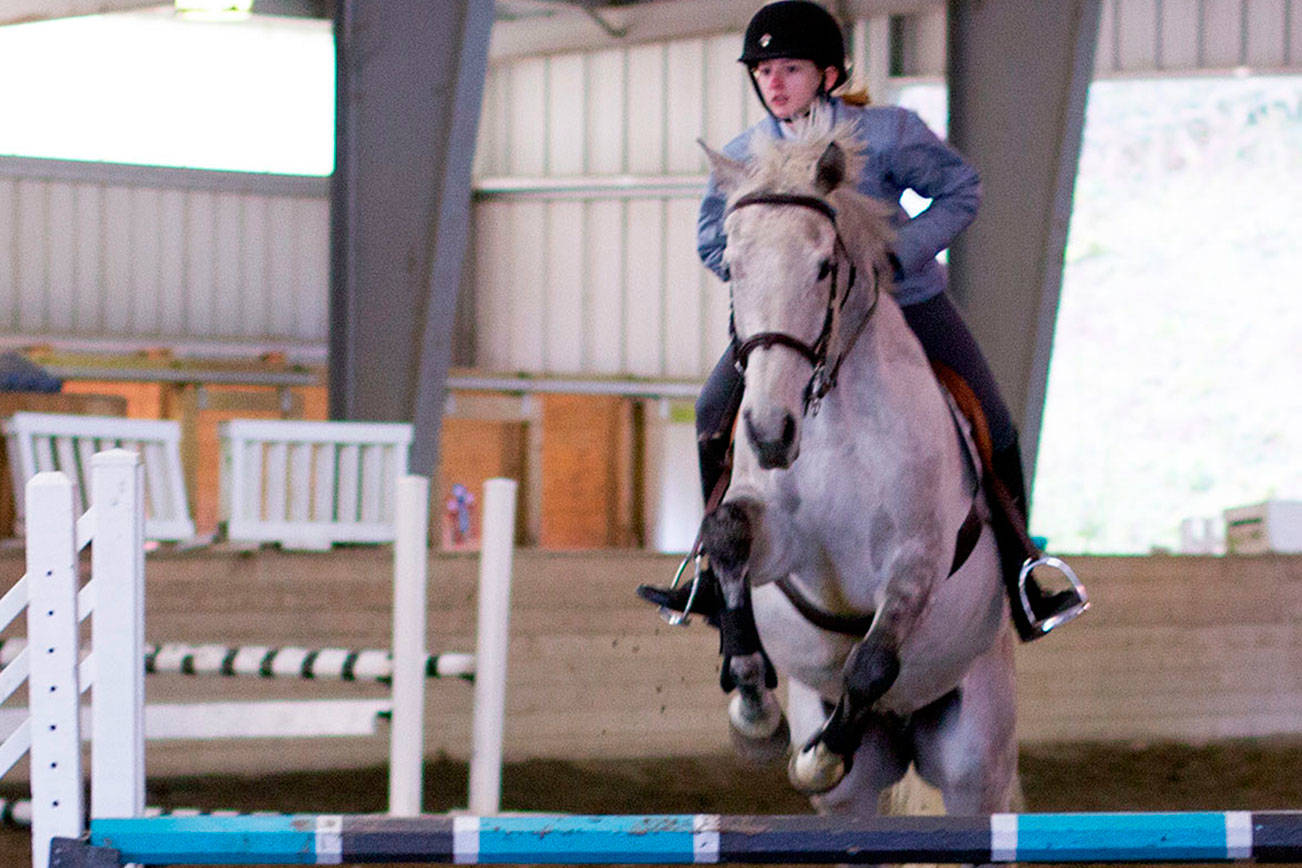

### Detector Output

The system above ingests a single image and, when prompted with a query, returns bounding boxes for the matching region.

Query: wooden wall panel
[538,394,631,548]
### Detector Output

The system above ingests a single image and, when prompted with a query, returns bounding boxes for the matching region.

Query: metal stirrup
[1017,555,1090,635]
[661,552,705,627]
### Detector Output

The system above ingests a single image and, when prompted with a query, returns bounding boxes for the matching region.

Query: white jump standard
[4,453,517,868]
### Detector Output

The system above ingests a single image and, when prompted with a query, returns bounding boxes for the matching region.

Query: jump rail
[54,811,1302,864]
[0,639,476,682]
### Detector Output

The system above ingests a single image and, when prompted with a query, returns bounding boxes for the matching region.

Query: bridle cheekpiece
[725,191,873,416]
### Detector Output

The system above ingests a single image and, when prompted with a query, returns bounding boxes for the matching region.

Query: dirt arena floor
[3,738,1301,867]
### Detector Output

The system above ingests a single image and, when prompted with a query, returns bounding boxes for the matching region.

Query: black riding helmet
[739,1,848,92]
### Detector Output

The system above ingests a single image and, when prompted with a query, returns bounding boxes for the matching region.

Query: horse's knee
[843,635,900,703]
[702,501,754,575]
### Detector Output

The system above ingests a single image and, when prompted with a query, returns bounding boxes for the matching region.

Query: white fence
[219,418,412,549]
[2,453,521,868]
[1,412,194,541]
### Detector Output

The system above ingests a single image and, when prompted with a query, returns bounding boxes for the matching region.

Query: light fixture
[174,0,255,21]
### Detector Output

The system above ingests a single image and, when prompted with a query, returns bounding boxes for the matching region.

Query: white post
[468,478,517,816]
[388,475,429,816]
[90,450,146,820]
[26,473,84,868]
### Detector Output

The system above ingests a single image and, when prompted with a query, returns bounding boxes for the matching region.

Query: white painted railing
[2,412,195,542]
[4,454,520,867]
[0,451,146,868]
[219,418,412,549]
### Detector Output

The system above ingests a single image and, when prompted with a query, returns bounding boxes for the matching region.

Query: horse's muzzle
[744,408,799,469]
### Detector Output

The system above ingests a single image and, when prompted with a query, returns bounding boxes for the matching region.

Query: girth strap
[774,501,984,638]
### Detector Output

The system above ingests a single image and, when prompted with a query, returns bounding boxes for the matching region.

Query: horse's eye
[817,260,833,281]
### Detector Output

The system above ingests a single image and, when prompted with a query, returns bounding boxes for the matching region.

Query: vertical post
[468,478,517,815]
[389,474,429,816]
[90,450,146,820]
[26,472,84,868]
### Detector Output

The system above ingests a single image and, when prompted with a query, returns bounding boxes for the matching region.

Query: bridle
[726,191,879,416]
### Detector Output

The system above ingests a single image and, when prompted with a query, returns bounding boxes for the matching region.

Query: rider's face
[752,58,833,120]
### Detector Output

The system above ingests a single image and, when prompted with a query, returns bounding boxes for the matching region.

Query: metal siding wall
[1094,0,1300,72]
[548,55,587,176]
[1159,0,1202,69]
[0,160,329,351]
[1293,0,1302,64]
[1245,0,1287,66]
[1117,0,1159,71]
[8,1,1297,364]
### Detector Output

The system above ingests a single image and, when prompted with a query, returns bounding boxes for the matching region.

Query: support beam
[945,0,1100,484]
[329,1,493,480]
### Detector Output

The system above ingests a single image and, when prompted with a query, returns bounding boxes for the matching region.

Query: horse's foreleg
[702,501,788,764]
[791,553,936,794]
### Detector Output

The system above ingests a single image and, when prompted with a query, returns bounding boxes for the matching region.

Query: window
[0,8,333,175]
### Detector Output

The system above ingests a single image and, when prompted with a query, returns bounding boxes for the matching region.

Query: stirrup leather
[1017,556,1090,637]
[661,552,707,626]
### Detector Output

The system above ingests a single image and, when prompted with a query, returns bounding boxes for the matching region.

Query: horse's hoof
[728,691,783,740]
[729,694,790,766]
[788,740,846,794]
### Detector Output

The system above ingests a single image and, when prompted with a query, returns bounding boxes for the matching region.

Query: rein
[725,192,876,415]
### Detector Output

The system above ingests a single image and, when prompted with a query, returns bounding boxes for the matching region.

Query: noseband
[726,192,875,415]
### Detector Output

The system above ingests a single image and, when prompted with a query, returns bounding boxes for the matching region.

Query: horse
[696,118,1018,825]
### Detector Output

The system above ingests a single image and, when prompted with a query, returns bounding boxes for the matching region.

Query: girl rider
[639,0,1086,641]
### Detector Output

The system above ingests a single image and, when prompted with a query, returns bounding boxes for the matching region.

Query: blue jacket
[697,100,981,307]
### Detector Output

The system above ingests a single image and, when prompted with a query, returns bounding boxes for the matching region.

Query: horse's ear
[699,139,748,194]
[815,142,846,193]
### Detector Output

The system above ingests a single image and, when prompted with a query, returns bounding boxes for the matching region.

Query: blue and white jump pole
[68,810,1302,864]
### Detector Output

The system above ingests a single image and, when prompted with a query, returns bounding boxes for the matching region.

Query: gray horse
[698,117,1018,821]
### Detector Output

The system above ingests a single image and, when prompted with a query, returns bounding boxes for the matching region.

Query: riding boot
[992,436,1085,640]
[635,431,731,625]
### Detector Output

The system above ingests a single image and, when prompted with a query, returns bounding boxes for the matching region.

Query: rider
[639,0,1086,641]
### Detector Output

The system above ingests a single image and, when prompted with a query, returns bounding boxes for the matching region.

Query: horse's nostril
[782,414,796,448]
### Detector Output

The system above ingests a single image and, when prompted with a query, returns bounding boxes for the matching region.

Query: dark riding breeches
[695,292,1016,501]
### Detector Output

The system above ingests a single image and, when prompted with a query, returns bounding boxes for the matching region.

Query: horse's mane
[735,109,897,287]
